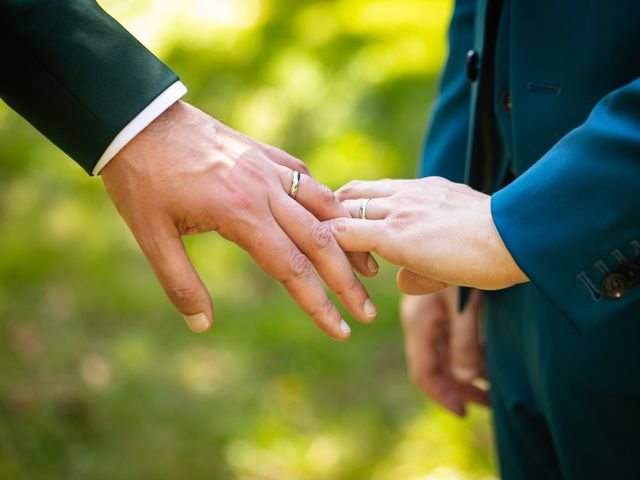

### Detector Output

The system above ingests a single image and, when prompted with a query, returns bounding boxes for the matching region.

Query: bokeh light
[0,0,496,478]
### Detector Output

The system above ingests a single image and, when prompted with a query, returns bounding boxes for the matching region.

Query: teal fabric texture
[421,0,640,332]
[420,0,640,477]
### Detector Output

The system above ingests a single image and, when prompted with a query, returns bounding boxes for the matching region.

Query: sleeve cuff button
[602,272,630,299]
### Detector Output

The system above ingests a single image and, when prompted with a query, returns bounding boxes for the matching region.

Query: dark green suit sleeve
[419,0,475,182]
[0,0,179,173]
[492,76,640,332]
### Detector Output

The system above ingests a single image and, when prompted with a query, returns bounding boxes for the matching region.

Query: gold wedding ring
[289,171,301,199]
[359,198,371,220]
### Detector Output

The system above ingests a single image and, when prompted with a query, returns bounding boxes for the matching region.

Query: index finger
[335,179,419,201]
[270,193,377,324]
[239,217,352,341]
[328,217,385,254]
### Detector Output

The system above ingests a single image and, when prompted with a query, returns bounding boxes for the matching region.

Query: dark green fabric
[0,0,179,173]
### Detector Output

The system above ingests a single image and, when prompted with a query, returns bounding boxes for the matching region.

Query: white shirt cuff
[92,81,188,175]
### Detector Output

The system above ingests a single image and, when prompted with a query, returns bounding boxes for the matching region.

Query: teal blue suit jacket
[421,0,640,333]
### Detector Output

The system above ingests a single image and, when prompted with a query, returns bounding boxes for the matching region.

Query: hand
[101,101,379,339]
[401,286,489,416]
[330,177,528,293]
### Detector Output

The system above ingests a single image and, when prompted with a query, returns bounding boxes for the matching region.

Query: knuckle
[296,161,310,174]
[231,190,258,213]
[310,296,336,322]
[423,313,442,331]
[438,186,452,201]
[166,284,198,304]
[403,190,423,203]
[318,184,337,207]
[334,273,361,297]
[347,274,362,292]
[386,212,409,231]
[423,175,447,186]
[330,217,349,235]
[311,223,332,249]
[238,151,268,185]
[288,252,313,279]
[336,180,359,197]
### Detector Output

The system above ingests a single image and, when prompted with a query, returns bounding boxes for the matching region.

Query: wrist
[101,100,190,182]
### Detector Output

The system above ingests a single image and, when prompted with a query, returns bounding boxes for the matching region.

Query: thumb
[449,289,483,383]
[397,268,447,295]
[135,225,214,333]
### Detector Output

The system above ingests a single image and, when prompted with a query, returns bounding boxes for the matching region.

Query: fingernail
[182,313,210,333]
[367,255,379,273]
[452,366,477,383]
[339,319,351,335]
[363,298,377,319]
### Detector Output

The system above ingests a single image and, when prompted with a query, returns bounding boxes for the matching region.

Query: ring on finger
[359,198,372,220]
[289,171,301,199]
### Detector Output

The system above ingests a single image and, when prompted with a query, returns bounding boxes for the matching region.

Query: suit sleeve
[0,0,180,174]
[419,0,475,182]
[492,76,640,332]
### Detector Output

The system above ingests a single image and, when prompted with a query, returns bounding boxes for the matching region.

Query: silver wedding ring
[359,198,371,220]
[289,171,301,199]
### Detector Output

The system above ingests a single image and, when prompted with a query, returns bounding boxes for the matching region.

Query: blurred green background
[0,0,496,478]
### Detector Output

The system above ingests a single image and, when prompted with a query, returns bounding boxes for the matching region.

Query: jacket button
[501,91,512,112]
[619,263,640,285]
[602,273,630,299]
[466,49,479,82]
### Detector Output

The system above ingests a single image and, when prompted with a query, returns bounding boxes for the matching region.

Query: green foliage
[0,0,496,478]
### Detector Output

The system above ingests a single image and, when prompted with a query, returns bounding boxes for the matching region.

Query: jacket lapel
[465,0,504,192]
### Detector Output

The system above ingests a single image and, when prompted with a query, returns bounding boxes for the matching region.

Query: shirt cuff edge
[92,81,188,176]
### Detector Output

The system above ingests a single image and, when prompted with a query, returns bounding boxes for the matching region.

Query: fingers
[263,145,311,176]
[278,169,378,277]
[270,193,377,324]
[400,295,466,416]
[340,198,392,221]
[397,268,447,295]
[460,383,490,408]
[336,179,419,201]
[449,289,484,383]
[222,123,312,175]
[135,222,213,333]
[327,217,384,253]
[240,216,353,340]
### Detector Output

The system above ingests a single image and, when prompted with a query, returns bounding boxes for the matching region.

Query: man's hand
[101,101,378,339]
[401,287,489,416]
[330,177,528,293]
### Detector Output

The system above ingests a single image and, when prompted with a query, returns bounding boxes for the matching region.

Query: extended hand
[101,101,378,339]
[331,177,528,293]
[401,287,488,416]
